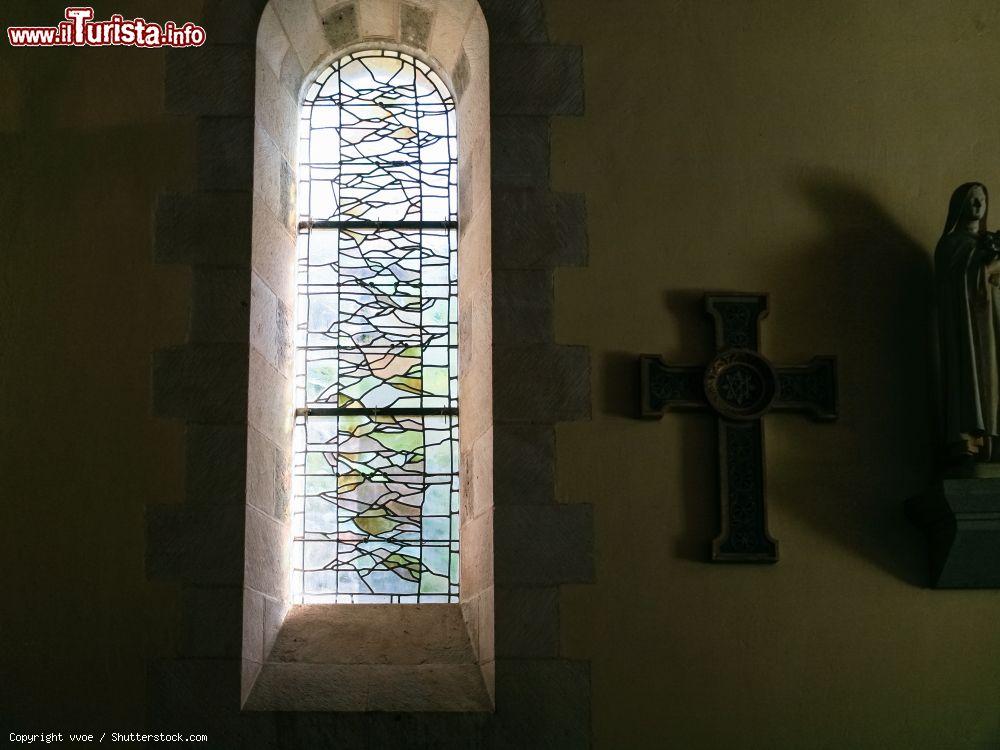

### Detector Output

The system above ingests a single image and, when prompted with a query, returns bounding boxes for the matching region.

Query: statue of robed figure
[906,182,1000,588]
[935,182,1000,464]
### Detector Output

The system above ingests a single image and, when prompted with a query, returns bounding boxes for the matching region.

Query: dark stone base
[906,478,1000,588]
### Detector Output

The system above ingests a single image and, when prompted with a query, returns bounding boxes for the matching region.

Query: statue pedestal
[907,478,1000,588]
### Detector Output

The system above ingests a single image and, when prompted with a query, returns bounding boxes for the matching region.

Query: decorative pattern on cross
[640,293,838,563]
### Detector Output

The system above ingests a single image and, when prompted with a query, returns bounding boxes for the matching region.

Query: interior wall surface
[548,1,1000,748]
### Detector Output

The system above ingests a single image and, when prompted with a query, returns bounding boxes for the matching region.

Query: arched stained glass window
[291,50,459,604]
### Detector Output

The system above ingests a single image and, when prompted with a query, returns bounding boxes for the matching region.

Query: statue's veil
[942,182,989,238]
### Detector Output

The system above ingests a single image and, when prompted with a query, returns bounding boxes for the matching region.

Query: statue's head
[943,182,989,236]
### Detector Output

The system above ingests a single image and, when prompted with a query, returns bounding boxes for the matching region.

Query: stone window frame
[149,0,594,736]
[244,0,492,711]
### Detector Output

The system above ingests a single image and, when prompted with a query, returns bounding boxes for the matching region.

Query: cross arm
[705,293,768,351]
[639,355,707,418]
[772,356,838,421]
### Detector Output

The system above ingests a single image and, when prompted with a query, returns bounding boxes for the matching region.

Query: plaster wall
[548,0,1000,747]
[0,0,196,728]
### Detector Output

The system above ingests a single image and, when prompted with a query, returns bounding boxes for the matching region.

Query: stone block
[493,424,554,505]
[491,44,583,116]
[451,51,471,101]
[459,127,490,228]
[248,348,292,446]
[322,3,360,51]
[460,449,474,519]
[494,586,558,658]
[456,57,490,160]
[359,0,400,41]
[245,505,288,600]
[493,268,553,345]
[256,4,290,76]
[279,46,306,100]
[179,586,244,659]
[491,116,549,188]
[273,439,292,520]
[152,344,250,424]
[426,1,475,77]
[251,192,296,307]
[246,425,278,519]
[275,300,294,374]
[253,126,293,231]
[459,143,476,230]
[165,46,255,117]
[480,659,495,706]
[400,2,432,49]
[490,659,590,748]
[457,201,490,302]
[146,505,246,585]
[154,192,252,268]
[478,0,547,43]
[263,595,287,659]
[462,9,490,84]
[460,509,493,598]
[254,54,298,163]
[250,272,280,367]
[254,124,279,207]
[280,158,297,231]
[494,504,593,585]
[493,344,590,423]
[242,587,265,663]
[458,351,491,447]
[474,586,495,664]
[493,189,587,268]
[274,0,329,75]
[459,592,481,662]
[241,659,262,710]
[185,423,248,505]
[458,268,491,377]
[467,427,493,520]
[190,267,251,344]
[199,116,254,192]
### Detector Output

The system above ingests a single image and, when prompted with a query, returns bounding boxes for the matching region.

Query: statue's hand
[982,231,1000,256]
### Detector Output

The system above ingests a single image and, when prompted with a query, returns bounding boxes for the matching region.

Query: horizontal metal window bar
[300,161,456,167]
[296,407,458,417]
[299,220,458,231]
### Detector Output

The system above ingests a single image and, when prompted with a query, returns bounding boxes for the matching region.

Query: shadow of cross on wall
[640,293,838,562]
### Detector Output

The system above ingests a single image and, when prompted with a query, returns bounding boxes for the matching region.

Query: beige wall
[0,0,197,727]
[548,0,1000,747]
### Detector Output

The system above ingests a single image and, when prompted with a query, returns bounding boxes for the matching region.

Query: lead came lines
[292,50,459,604]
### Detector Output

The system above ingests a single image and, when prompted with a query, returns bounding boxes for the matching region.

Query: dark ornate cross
[640,293,837,563]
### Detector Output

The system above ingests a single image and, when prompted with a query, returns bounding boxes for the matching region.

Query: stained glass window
[291,50,459,604]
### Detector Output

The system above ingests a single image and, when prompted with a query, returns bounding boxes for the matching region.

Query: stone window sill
[243,604,493,712]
